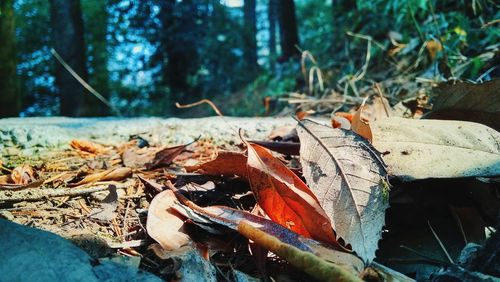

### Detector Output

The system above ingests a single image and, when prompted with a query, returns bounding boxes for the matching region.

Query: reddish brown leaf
[123,142,193,170]
[246,142,339,246]
[185,150,247,178]
[248,140,300,156]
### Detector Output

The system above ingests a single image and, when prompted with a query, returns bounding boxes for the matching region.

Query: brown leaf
[248,140,300,155]
[246,142,340,246]
[70,139,108,156]
[147,190,191,251]
[71,167,132,186]
[297,119,389,262]
[122,142,193,170]
[351,98,373,142]
[185,150,247,178]
[426,79,500,131]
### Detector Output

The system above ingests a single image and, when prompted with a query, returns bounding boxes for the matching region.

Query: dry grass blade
[176,99,224,117]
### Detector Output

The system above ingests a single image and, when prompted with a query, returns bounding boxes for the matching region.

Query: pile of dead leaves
[1,80,499,281]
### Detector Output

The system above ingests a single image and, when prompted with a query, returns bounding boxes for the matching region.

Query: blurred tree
[49,0,88,116]
[0,0,19,117]
[268,0,277,70]
[82,0,109,116]
[243,0,257,74]
[277,0,299,60]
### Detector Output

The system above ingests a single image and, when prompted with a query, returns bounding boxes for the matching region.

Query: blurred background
[0,0,498,117]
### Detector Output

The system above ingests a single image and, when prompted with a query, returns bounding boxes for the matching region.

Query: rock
[0,117,294,156]
[0,219,161,282]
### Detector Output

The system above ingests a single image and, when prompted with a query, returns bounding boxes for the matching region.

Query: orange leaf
[10,164,37,185]
[185,151,247,178]
[70,167,132,187]
[351,98,373,142]
[70,139,107,156]
[246,143,339,246]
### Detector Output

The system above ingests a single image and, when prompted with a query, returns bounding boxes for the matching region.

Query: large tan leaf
[371,118,500,181]
[296,119,389,262]
[147,190,191,251]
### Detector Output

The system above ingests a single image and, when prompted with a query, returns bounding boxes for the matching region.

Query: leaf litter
[1,80,500,280]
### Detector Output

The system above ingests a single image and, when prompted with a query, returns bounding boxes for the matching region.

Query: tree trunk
[158,0,200,114]
[244,0,258,74]
[0,0,19,117]
[277,0,299,61]
[50,0,88,117]
[82,0,109,116]
[268,0,277,70]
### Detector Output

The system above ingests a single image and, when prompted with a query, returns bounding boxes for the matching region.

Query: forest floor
[0,83,499,282]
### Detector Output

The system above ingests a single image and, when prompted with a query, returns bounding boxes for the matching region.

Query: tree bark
[244,0,258,74]
[50,0,88,117]
[277,0,299,61]
[0,0,19,117]
[268,0,277,70]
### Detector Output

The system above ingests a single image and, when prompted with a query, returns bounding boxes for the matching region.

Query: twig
[50,49,122,116]
[374,83,391,118]
[0,182,129,203]
[176,99,223,116]
[428,220,455,264]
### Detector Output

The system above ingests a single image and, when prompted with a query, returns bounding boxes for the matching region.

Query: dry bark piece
[371,118,500,181]
[297,119,389,262]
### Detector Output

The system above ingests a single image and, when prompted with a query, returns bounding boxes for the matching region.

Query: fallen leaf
[123,141,193,170]
[426,79,500,131]
[238,221,364,282]
[70,140,107,156]
[351,98,373,142]
[91,185,119,221]
[185,150,247,178]
[147,190,191,251]
[246,142,340,246]
[331,115,351,129]
[10,164,37,185]
[297,119,389,262]
[71,167,132,186]
[371,117,500,180]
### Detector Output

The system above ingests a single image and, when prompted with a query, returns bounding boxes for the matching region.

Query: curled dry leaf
[11,164,37,185]
[246,142,340,247]
[70,167,132,187]
[185,150,247,178]
[351,98,373,142]
[123,142,193,170]
[147,190,191,251]
[297,119,389,263]
[70,139,108,156]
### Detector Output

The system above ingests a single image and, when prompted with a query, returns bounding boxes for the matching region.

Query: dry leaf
[426,79,500,131]
[185,151,247,178]
[90,185,119,221]
[246,142,340,246]
[123,142,192,170]
[247,140,300,155]
[11,164,37,185]
[147,190,191,251]
[70,140,107,156]
[71,167,132,186]
[297,119,389,262]
[351,98,373,142]
[371,117,500,180]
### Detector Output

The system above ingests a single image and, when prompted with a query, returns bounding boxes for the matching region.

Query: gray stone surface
[0,219,162,282]
[0,117,294,155]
